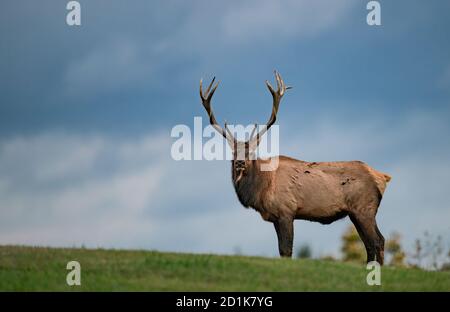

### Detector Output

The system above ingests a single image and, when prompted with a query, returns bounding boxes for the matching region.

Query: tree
[341,225,406,266]
[411,238,424,268]
[441,250,450,271]
[385,232,406,266]
[296,244,312,259]
[341,225,366,263]
[410,232,448,270]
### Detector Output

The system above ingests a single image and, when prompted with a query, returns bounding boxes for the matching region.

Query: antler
[251,71,291,145]
[200,77,235,144]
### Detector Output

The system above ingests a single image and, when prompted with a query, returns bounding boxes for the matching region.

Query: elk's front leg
[274,217,294,257]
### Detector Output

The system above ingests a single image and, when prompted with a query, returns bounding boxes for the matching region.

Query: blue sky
[0,0,449,258]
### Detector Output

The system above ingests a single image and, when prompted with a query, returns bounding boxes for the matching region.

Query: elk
[199,71,391,265]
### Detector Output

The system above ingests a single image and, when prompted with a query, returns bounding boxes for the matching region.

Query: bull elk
[199,71,391,264]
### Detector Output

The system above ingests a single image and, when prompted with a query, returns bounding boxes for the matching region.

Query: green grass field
[0,245,448,291]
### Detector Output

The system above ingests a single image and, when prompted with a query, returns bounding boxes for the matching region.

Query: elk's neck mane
[231,159,274,209]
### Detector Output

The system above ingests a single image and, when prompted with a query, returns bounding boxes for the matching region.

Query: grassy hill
[0,245,449,291]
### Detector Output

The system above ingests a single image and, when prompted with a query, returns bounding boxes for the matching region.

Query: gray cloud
[60,0,358,97]
[64,38,150,96]
[439,64,450,90]
[221,0,356,42]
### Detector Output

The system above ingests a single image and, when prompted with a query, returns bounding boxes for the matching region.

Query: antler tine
[199,77,235,144]
[206,77,216,94]
[224,121,234,138]
[252,71,290,145]
[200,77,218,101]
[265,80,275,95]
[249,123,258,141]
[207,81,219,101]
[275,70,282,91]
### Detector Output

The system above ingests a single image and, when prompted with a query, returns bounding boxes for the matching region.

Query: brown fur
[231,156,391,264]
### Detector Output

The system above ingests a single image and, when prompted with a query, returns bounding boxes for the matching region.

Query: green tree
[385,232,406,267]
[341,225,366,263]
[296,244,312,259]
[341,225,407,266]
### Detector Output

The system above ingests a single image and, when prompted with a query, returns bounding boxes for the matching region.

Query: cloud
[0,133,167,247]
[64,38,154,96]
[60,0,358,97]
[221,0,356,42]
[439,63,450,89]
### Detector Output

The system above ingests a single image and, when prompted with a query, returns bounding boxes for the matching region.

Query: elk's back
[266,157,391,221]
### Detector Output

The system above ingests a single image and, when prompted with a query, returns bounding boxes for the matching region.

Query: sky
[0,0,449,258]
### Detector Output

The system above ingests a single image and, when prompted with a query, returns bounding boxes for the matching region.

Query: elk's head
[199,71,290,184]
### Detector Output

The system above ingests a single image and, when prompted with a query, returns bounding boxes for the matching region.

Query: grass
[0,245,449,291]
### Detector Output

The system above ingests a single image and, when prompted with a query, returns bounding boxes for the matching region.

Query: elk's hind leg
[274,217,294,258]
[375,224,385,265]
